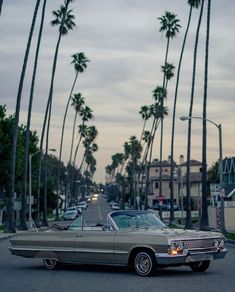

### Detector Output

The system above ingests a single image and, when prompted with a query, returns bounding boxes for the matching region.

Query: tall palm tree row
[6,0,41,233]
[38,0,76,226]
[200,0,211,231]
[157,11,181,209]
[169,0,202,227]
[21,0,48,230]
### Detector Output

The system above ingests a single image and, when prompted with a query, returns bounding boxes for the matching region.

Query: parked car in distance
[66,206,82,214]
[63,210,79,221]
[9,210,227,277]
[111,203,120,210]
[77,201,88,210]
[152,203,180,211]
[152,203,170,211]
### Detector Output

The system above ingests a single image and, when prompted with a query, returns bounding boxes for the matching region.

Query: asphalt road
[1,195,235,292]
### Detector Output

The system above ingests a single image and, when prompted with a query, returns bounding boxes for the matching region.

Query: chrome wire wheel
[134,251,155,276]
[43,259,58,270]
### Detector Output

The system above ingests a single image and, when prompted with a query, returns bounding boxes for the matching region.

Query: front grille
[183,239,215,250]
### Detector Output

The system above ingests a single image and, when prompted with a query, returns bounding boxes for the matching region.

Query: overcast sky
[0,0,234,183]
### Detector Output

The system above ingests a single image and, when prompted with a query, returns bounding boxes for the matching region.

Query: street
[0,196,235,292]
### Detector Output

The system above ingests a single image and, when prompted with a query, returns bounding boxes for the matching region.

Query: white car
[66,206,82,213]
[111,203,120,210]
[77,201,88,210]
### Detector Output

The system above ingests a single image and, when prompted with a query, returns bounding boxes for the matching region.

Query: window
[155,182,159,189]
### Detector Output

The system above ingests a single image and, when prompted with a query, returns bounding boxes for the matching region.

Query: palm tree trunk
[33,0,48,228]
[159,37,170,199]
[21,0,47,230]
[6,0,40,233]
[169,7,193,226]
[69,110,78,164]
[185,1,204,229]
[0,0,3,15]
[200,0,211,231]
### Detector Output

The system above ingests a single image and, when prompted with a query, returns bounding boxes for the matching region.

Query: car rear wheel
[189,260,210,272]
[43,259,58,270]
[134,251,156,276]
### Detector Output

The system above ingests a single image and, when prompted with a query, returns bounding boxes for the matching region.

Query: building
[148,155,202,210]
[223,157,235,202]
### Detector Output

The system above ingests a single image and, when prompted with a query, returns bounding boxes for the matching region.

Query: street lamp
[28,148,56,230]
[180,116,226,233]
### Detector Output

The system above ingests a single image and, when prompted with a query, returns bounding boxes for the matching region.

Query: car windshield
[110,211,167,230]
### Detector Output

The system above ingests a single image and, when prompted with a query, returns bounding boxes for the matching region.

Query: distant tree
[208,161,219,183]
[0,106,38,226]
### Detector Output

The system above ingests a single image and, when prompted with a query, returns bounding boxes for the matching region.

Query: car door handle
[77,234,83,238]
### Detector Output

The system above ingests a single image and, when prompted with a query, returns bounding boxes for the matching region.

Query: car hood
[129,228,223,241]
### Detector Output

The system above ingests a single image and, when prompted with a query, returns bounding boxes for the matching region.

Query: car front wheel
[189,260,210,272]
[134,251,156,276]
[43,259,58,270]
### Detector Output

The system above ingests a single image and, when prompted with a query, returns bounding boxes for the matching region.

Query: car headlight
[214,238,225,250]
[219,238,225,249]
[168,241,185,255]
[178,241,185,250]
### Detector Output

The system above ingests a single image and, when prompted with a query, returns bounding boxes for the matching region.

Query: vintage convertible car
[9,210,227,276]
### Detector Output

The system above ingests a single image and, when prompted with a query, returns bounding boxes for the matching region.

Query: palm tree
[158,11,180,208]
[55,53,89,219]
[20,0,48,230]
[185,0,205,229]
[139,105,151,142]
[161,62,175,89]
[6,0,41,233]
[79,126,98,172]
[73,106,93,167]
[200,0,211,231]
[40,0,75,226]
[69,93,85,163]
[169,0,202,227]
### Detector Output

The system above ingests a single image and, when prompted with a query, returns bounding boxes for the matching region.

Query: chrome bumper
[155,248,227,265]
